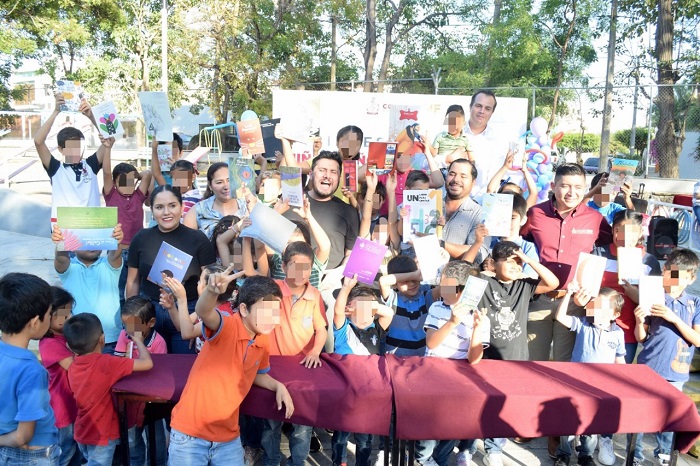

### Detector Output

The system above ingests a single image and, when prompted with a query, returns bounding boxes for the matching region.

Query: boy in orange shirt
[169,271,294,465]
[262,241,328,466]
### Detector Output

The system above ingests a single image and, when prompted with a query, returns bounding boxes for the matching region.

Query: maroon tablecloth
[386,356,700,453]
[112,353,394,436]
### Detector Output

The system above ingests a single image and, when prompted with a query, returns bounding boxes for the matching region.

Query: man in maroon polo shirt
[521,163,612,363]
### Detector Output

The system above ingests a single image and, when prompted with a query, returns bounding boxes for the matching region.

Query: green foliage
[559,132,600,154]
[612,127,650,157]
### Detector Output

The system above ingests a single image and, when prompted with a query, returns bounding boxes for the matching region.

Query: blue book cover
[147,241,193,288]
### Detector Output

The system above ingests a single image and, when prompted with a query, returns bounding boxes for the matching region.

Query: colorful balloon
[530,117,548,138]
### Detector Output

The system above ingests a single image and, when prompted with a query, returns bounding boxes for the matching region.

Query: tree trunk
[376,27,394,93]
[330,16,337,91]
[483,0,502,87]
[548,0,577,132]
[655,0,678,178]
[363,0,377,92]
[599,0,617,170]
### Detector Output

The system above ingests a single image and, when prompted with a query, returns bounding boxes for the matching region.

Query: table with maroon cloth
[113,354,700,463]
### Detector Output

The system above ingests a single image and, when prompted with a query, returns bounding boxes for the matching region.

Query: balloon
[530,143,540,150]
[550,131,565,147]
[530,117,548,138]
[532,154,545,164]
[240,110,258,121]
[526,136,537,145]
[537,135,549,147]
[538,163,549,173]
[527,161,539,171]
[540,145,552,155]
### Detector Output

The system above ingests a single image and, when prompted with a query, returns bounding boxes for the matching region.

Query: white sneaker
[597,436,615,465]
[456,450,472,466]
[656,453,671,466]
[374,450,391,466]
[484,453,504,466]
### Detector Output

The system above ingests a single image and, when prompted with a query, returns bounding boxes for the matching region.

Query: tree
[613,127,650,158]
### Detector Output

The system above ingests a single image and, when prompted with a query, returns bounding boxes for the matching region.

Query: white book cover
[402,190,442,244]
[138,91,173,141]
[412,234,449,285]
[459,275,489,310]
[280,166,303,207]
[617,247,643,285]
[573,253,607,296]
[92,101,124,138]
[481,193,513,237]
[638,275,665,314]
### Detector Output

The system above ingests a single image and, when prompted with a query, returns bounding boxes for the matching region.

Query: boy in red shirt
[169,271,294,466]
[64,313,153,465]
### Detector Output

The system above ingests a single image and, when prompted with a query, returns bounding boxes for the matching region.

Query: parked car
[582,157,613,174]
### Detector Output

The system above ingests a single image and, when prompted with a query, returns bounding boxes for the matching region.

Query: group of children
[1,91,699,466]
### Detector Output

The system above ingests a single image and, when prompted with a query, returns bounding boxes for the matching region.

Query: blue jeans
[693,206,700,225]
[415,439,458,466]
[624,342,638,364]
[261,420,312,466]
[119,249,129,305]
[629,381,684,460]
[129,420,167,466]
[558,434,608,458]
[331,431,372,466]
[457,438,504,454]
[241,415,264,449]
[168,428,243,466]
[58,424,81,466]
[151,298,197,354]
[0,444,61,465]
[78,439,118,466]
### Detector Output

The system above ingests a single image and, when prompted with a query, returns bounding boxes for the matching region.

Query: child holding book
[34,93,109,231]
[64,312,153,465]
[0,273,59,465]
[631,248,700,465]
[583,172,634,224]
[114,297,167,466]
[102,137,152,304]
[39,287,80,466]
[332,275,394,466]
[554,286,626,466]
[169,272,294,466]
[261,241,328,466]
[418,261,486,466]
[52,223,125,355]
[150,133,184,187]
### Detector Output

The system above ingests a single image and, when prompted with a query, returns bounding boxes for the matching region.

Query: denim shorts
[0,444,61,465]
[168,428,243,466]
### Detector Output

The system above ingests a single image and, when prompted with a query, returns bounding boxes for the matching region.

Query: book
[343,237,388,285]
[638,275,665,314]
[138,92,173,142]
[367,142,397,175]
[239,202,297,254]
[156,143,173,172]
[459,275,489,310]
[280,166,303,207]
[617,247,643,285]
[261,118,282,159]
[237,119,264,155]
[412,234,449,285]
[228,156,256,199]
[609,158,639,192]
[55,80,84,112]
[343,160,358,192]
[481,193,513,237]
[56,207,118,251]
[402,190,443,243]
[573,253,607,296]
[92,101,124,138]
[147,242,193,288]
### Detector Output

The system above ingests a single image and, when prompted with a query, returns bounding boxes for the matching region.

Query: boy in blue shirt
[583,173,634,224]
[332,275,394,466]
[379,255,439,356]
[0,273,60,465]
[631,248,700,466]
[52,223,124,354]
[555,286,626,466]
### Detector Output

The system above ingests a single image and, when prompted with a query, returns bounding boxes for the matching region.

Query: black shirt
[128,224,216,301]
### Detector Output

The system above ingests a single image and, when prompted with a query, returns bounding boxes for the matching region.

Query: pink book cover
[343,237,388,285]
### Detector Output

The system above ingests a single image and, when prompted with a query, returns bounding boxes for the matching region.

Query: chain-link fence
[3,81,699,180]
